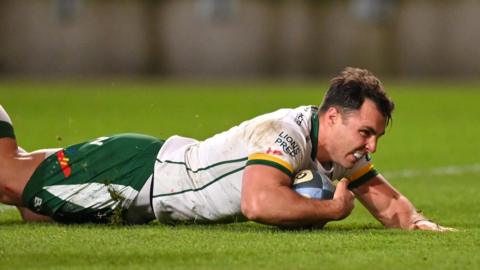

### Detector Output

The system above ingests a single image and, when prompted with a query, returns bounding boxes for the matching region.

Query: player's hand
[332,178,355,220]
[412,220,458,232]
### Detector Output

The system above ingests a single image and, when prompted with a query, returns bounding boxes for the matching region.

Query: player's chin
[341,155,357,168]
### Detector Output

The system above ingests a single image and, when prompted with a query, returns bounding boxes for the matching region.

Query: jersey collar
[310,108,319,161]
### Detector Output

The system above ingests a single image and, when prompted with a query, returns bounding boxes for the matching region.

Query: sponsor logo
[33,196,43,208]
[275,131,300,157]
[56,150,71,178]
[293,170,313,184]
[89,136,109,146]
[96,211,108,220]
[294,113,305,126]
[266,147,283,156]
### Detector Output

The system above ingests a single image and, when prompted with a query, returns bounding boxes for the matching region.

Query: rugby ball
[292,169,335,200]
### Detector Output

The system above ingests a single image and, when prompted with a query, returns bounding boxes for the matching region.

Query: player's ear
[325,107,340,125]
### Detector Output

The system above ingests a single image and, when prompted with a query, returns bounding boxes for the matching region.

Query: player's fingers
[331,179,355,220]
[414,220,458,232]
[335,179,354,198]
[335,178,349,190]
[413,220,438,231]
[439,226,458,232]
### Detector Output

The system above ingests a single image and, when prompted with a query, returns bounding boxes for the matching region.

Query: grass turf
[1,79,480,269]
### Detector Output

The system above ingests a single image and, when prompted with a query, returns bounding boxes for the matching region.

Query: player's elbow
[241,195,267,222]
[241,198,259,221]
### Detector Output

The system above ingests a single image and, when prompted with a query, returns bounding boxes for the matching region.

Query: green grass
[1,79,480,269]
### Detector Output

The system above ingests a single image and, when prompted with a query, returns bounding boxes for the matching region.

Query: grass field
[1,79,480,269]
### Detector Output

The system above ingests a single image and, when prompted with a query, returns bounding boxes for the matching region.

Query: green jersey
[22,133,163,223]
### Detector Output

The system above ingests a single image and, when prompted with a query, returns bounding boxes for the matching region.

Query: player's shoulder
[271,105,317,121]
[246,105,317,133]
[244,106,318,175]
[242,105,318,147]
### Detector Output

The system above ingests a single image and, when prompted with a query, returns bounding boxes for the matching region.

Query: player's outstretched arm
[351,174,456,232]
[241,165,355,227]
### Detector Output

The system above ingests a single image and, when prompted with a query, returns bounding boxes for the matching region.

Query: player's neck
[315,124,332,163]
[315,148,332,163]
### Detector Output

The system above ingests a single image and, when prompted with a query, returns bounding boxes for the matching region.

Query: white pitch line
[382,163,480,179]
[0,204,14,212]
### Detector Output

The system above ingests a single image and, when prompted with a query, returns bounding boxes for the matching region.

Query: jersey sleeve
[0,121,15,138]
[245,121,307,178]
[333,155,379,189]
[0,106,15,138]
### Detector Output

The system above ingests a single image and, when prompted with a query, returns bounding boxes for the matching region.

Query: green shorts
[22,133,163,223]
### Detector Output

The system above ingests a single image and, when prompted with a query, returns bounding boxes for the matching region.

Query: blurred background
[2,3,480,265]
[1,0,479,79]
[2,1,480,249]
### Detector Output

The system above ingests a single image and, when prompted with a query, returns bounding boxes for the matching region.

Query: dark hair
[319,67,395,125]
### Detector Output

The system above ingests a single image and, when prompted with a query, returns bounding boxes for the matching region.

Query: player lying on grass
[0,67,454,231]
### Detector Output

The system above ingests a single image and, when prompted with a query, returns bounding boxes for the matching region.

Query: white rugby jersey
[151,106,378,224]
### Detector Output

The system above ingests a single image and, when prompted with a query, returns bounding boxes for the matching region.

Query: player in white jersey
[0,67,454,231]
[151,105,373,224]
[150,67,453,230]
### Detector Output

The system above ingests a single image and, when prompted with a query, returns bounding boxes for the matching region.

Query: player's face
[329,99,387,168]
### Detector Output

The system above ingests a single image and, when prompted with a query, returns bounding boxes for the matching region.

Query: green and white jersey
[22,134,163,223]
[152,106,378,224]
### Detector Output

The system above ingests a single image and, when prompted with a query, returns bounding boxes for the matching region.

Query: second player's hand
[332,178,355,220]
[412,220,458,232]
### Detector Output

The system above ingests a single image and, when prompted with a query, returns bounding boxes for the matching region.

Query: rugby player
[0,67,454,231]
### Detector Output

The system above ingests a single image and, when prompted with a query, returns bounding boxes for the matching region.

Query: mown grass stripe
[383,163,480,179]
